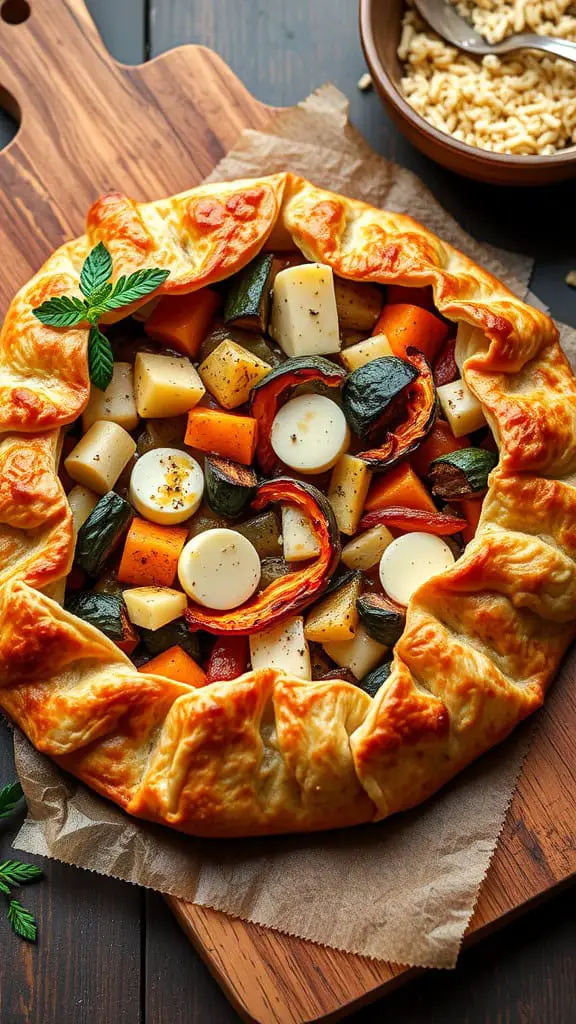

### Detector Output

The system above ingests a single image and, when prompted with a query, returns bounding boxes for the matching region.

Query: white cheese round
[129,448,204,526]
[178,528,261,610]
[270,394,350,474]
[379,532,455,607]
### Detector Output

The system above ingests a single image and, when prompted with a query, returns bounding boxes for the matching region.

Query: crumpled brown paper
[10,85,576,970]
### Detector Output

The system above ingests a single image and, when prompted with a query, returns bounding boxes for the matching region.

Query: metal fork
[413,0,576,65]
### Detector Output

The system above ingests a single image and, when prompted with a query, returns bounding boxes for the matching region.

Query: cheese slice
[178,528,260,610]
[271,394,350,474]
[379,532,455,606]
[123,587,187,630]
[437,378,486,438]
[270,263,341,357]
[323,624,386,680]
[82,362,138,432]
[129,448,204,525]
[249,616,311,679]
[281,506,321,562]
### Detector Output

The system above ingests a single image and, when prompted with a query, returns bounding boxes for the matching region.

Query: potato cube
[134,353,205,419]
[198,340,270,409]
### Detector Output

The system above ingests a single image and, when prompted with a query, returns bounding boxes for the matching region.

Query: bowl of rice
[359,0,576,184]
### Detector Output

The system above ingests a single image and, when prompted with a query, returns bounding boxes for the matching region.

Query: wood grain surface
[0,1,574,1023]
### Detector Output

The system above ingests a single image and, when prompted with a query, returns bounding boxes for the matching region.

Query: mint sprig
[0,780,42,943]
[32,242,170,391]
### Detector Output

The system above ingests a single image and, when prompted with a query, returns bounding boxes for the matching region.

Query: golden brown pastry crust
[0,173,573,837]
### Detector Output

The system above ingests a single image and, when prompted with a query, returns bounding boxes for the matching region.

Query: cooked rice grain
[399,0,576,155]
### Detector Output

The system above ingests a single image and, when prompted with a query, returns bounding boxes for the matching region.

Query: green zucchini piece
[204,457,258,519]
[356,594,406,646]
[343,356,418,442]
[259,557,294,590]
[323,568,363,601]
[139,618,200,660]
[429,447,498,499]
[235,510,281,559]
[75,492,133,576]
[358,660,392,698]
[223,253,275,332]
[65,591,129,643]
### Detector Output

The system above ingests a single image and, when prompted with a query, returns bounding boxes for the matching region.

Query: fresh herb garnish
[0,780,42,943]
[32,241,170,391]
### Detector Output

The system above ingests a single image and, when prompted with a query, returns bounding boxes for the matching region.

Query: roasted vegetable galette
[0,173,573,837]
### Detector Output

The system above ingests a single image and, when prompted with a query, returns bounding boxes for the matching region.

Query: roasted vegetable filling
[60,264,495,698]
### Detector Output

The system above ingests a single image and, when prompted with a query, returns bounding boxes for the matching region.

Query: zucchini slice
[343,356,417,442]
[65,591,137,651]
[358,660,392,698]
[429,447,498,500]
[139,617,200,661]
[236,510,282,559]
[249,356,346,474]
[223,253,275,332]
[204,457,258,519]
[75,492,133,576]
[356,593,406,647]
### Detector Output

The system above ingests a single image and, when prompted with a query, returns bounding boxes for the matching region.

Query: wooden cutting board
[0,2,574,1021]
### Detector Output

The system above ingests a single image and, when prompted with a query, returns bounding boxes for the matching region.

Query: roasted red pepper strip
[433,335,458,388]
[207,635,250,682]
[185,478,341,635]
[249,357,346,475]
[359,348,436,470]
[359,505,466,536]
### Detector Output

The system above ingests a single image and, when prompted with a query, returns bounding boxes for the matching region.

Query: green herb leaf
[0,878,10,896]
[102,267,170,310]
[0,781,23,819]
[80,242,113,299]
[0,860,43,886]
[32,295,88,328]
[86,282,113,309]
[88,325,114,391]
[7,899,38,942]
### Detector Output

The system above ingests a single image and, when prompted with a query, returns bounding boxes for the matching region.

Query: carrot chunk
[118,518,188,587]
[410,421,470,478]
[373,303,449,364]
[185,407,257,465]
[365,462,437,515]
[145,289,220,358]
[140,645,207,687]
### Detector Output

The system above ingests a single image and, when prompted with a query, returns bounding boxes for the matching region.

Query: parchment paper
[10,86,576,970]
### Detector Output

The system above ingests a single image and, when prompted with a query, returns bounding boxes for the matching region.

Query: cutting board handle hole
[0,87,20,150]
[1,0,30,24]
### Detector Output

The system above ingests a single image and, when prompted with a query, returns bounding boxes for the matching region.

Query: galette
[0,173,573,837]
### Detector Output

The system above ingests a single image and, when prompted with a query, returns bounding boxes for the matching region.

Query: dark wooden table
[0,3,575,1023]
